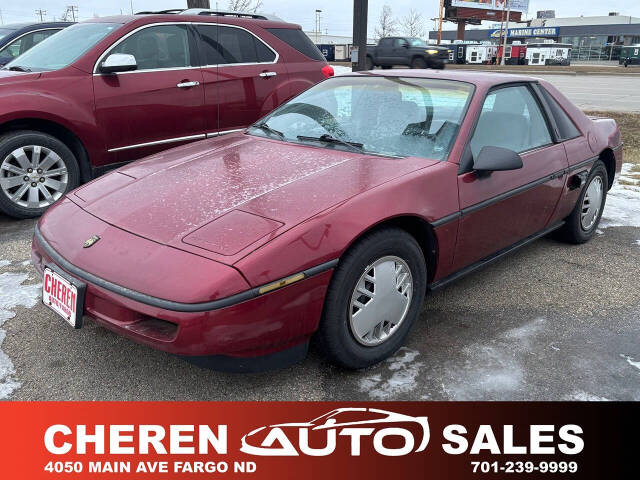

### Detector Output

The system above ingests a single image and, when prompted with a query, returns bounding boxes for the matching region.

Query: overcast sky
[1,1,638,37]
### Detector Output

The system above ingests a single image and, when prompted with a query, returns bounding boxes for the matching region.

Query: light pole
[500,0,511,66]
[352,0,368,71]
[315,9,322,44]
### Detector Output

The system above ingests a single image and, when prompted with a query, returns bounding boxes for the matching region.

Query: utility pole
[497,1,506,64]
[500,0,511,66]
[437,0,444,45]
[35,9,47,22]
[315,9,322,44]
[352,0,368,71]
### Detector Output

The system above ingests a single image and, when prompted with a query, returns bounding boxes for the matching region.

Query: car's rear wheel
[0,131,80,219]
[411,57,427,69]
[316,228,427,369]
[557,160,608,244]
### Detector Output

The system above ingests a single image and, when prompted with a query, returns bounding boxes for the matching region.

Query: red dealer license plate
[42,266,86,329]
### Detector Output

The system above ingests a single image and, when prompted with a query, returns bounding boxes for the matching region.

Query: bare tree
[227,0,264,13]
[373,5,397,41]
[187,0,211,7]
[401,9,426,38]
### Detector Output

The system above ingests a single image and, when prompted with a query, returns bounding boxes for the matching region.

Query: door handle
[177,81,200,88]
[259,71,277,78]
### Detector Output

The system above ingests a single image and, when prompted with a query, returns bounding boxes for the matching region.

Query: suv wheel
[316,228,427,369]
[411,57,427,69]
[0,131,80,219]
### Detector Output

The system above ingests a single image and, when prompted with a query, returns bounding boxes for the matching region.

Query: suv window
[108,24,191,71]
[394,38,408,48]
[539,87,581,140]
[379,38,393,48]
[197,25,275,65]
[266,28,325,61]
[0,29,60,60]
[471,85,552,157]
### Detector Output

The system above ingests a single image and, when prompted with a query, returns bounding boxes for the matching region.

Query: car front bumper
[31,226,335,371]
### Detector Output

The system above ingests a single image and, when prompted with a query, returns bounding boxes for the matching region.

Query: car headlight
[426,49,439,55]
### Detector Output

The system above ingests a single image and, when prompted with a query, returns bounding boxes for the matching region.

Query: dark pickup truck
[366,37,449,70]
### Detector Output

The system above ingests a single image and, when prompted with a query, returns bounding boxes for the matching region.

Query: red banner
[0,402,633,479]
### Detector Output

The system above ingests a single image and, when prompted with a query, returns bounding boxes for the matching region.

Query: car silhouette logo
[82,235,101,248]
[240,407,430,456]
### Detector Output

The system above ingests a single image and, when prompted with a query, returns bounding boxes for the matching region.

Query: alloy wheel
[0,145,68,209]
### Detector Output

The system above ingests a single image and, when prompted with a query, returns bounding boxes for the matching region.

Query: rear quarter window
[266,28,325,61]
[540,87,581,141]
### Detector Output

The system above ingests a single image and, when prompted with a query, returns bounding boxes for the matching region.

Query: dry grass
[584,111,640,165]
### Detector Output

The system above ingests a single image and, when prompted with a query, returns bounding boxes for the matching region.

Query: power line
[35,9,46,22]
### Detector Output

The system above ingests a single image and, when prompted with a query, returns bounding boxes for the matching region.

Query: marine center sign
[490,27,559,39]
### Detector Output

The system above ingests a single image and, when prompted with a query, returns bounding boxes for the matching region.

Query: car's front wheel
[316,228,427,369]
[558,160,608,244]
[411,57,427,69]
[0,131,80,219]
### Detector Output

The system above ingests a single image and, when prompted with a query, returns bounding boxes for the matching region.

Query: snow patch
[359,347,424,399]
[563,391,610,401]
[620,354,640,371]
[601,164,640,229]
[0,260,9,268]
[0,271,42,399]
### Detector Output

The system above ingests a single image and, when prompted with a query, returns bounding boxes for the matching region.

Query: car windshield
[248,76,473,160]
[3,22,120,72]
[408,38,427,47]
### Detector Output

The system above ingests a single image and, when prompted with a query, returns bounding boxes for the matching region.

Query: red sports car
[31,70,623,370]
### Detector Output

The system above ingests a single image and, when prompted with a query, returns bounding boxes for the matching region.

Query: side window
[470,85,552,158]
[197,25,275,66]
[108,24,190,71]
[394,38,407,48]
[379,38,393,48]
[0,29,59,59]
[539,87,581,141]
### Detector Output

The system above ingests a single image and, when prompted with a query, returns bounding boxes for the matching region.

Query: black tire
[557,161,608,244]
[316,228,427,369]
[411,57,427,69]
[0,130,80,219]
[365,56,374,70]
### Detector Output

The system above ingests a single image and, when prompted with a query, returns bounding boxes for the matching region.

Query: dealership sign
[451,0,530,13]
[490,27,559,38]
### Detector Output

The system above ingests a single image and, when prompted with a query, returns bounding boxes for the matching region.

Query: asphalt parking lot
[1,188,639,401]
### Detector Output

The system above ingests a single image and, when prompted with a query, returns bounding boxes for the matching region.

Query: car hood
[73,134,437,264]
[0,69,41,83]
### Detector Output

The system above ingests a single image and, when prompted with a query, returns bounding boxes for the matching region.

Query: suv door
[199,24,287,134]
[93,24,206,163]
[377,38,394,65]
[392,38,409,65]
[453,84,569,270]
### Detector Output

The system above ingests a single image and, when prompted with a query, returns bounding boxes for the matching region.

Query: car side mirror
[473,146,523,175]
[402,43,409,48]
[99,53,137,74]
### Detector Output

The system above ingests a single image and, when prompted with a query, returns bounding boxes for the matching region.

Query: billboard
[450,1,530,13]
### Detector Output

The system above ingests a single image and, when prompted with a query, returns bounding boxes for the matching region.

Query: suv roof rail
[135,9,186,14]
[180,8,283,21]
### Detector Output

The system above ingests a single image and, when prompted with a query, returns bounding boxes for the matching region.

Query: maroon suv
[0,10,333,218]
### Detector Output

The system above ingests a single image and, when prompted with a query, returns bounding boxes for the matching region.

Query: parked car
[620,45,640,67]
[0,10,333,218]
[0,22,73,67]
[365,37,449,70]
[32,70,622,371]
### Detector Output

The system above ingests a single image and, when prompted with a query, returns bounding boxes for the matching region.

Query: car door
[376,38,394,65]
[93,23,206,163]
[212,24,288,133]
[391,38,409,65]
[452,84,569,270]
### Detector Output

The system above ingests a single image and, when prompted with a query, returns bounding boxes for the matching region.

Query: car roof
[0,21,73,31]
[349,69,538,87]
[86,13,298,29]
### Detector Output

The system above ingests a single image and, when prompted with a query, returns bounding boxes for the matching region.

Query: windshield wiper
[252,122,285,140]
[296,134,363,152]
[5,65,31,72]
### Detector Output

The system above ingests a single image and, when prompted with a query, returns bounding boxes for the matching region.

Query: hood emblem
[83,235,101,248]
